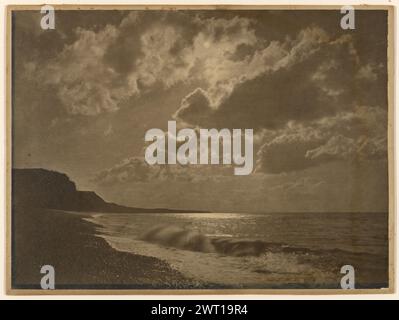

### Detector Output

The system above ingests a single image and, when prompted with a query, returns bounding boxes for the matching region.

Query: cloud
[28,10,387,153]
[173,88,214,126]
[92,156,235,186]
[256,126,324,173]
[23,11,388,178]
[33,13,369,121]
[305,135,387,162]
[174,26,337,128]
[256,106,387,173]
[38,25,131,115]
[174,25,387,134]
[31,11,268,116]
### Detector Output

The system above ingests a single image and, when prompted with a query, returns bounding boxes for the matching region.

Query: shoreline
[12,207,202,289]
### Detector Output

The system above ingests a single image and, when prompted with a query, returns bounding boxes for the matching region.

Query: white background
[0,0,397,300]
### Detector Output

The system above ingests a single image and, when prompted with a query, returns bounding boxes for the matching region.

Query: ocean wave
[141,224,302,257]
[140,224,380,258]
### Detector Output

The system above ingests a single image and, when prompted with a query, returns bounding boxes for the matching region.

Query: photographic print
[6,5,394,294]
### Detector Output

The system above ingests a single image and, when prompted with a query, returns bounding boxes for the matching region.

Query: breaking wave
[140,224,216,253]
[140,224,314,257]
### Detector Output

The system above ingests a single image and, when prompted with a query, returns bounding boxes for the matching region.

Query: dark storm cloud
[174,28,386,130]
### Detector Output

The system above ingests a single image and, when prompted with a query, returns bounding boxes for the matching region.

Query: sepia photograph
[5,5,394,294]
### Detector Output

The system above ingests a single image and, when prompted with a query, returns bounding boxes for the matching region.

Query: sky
[12,9,389,212]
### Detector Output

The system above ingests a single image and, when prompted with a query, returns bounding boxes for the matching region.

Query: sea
[85,212,389,289]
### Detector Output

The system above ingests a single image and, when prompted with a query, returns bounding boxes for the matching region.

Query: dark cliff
[12,168,200,213]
